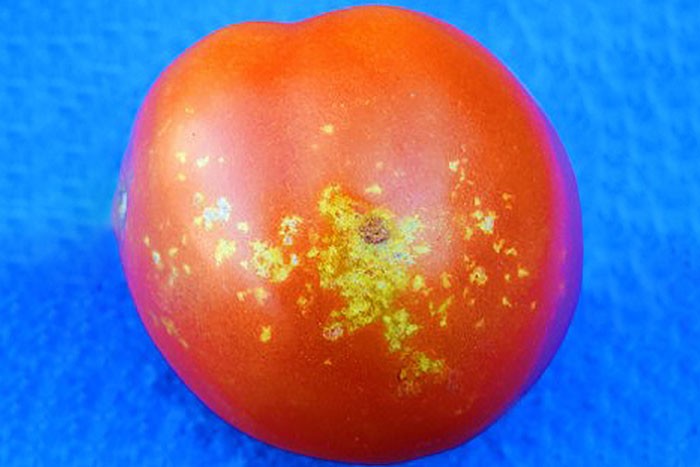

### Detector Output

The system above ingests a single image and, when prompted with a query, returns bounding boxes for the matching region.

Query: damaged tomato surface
[114,6,582,464]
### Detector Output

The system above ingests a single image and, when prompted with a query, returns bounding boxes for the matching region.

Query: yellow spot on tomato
[306,247,319,258]
[253,287,270,305]
[413,244,431,255]
[167,266,178,287]
[175,151,187,164]
[505,247,518,256]
[236,291,246,302]
[259,326,272,343]
[195,155,210,168]
[412,274,426,291]
[183,264,191,275]
[237,222,249,233]
[320,123,334,135]
[493,239,505,253]
[323,323,344,341]
[440,272,452,289]
[473,196,481,206]
[176,173,186,182]
[448,160,460,172]
[464,226,474,240]
[475,210,496,234]
[364,184,383,195]
[430,296,453,327]
[184,106,194,114]
[152,251,162,268]
[502,296,513,307]
[168,247,178,258]
[504,273,512,282]
[239,259,249,270]
[214,239,237,266]
[469,266,488,285]
[518,266,530,278]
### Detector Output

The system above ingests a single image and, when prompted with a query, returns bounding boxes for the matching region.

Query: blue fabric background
[1,1,698,465]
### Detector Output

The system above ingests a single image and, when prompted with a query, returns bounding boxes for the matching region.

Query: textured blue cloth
[1,1,698,465]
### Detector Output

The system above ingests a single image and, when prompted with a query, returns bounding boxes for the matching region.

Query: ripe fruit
[114,6,582,463]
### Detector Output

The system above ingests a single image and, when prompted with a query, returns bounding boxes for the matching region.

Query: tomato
[113,6,582,463]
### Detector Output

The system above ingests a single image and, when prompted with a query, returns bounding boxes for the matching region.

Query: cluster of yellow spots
[473,209,497,235]
[382,310,420,352]
[144,234,191,287]
[194,196,232,231]
[214,239,237,266]
[250,241,299,283]
[316,185,429,334]
[236,286,270,306]
[448,156,471,200]
[320,123,335,135]
[428,295,454,327]
[295,282,315,315]
[311,185,444,390]
[156,315,189,349]
[398,351,446,396]
[279,216,303,245]
[462,200,498,241]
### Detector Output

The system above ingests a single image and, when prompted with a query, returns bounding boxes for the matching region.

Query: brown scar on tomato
[359,216,390,244]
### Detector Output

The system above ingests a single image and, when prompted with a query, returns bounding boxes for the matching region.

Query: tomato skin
[114,6,582,463]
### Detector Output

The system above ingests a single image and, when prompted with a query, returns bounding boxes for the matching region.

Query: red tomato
[113,6,582,463]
